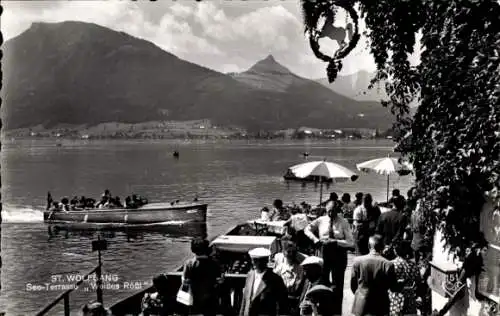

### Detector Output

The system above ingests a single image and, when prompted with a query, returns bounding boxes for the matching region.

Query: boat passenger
[61,197,70,212]
[70,196,79,206]
[52,201,62,211]
[404,187,417,217]
[389,189,406,206]
[340,193,356,223]
[273,199,290,221]
[85,198,97,208]
[354,192,364,207]
[240,247,289,316]
[113,196,123,208]
[299,256,335,316]
[46,192,52,210]
[272,238,305,312]
[284,208,310,252]
[260,207,275,221]
[105,197,115,208]
[77,196,87,209]
[304,201,353,316]
[353,193,381,255]
[319,192,339,208]
[140,274,172,316]
[300,201,312,213]
[182,238,223,316]
[96,195,109,208]
[125,196,133,208]
[103,189,112,199]
[131,194,147,207]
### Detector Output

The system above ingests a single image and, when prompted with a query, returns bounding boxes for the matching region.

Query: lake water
[0,139,413,315]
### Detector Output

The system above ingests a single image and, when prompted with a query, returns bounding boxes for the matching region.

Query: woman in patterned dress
[389,240,421,316]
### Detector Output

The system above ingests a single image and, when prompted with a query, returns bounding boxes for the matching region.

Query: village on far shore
[5,119,394,141]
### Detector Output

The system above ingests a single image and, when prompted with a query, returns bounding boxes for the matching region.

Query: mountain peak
[263,54,277,63]
[246,54,292,75]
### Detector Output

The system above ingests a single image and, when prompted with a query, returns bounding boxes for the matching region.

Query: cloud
[203,5,302,51]
[220,63,242,74]
[2,1,225,61]
[2,1,417,79]
[169,3,193,19]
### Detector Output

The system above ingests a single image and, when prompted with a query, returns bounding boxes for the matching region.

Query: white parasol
[289,159,358,204]
[356,156,413,201]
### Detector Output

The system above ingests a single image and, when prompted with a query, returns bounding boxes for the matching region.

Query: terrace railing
[36,235,107,316]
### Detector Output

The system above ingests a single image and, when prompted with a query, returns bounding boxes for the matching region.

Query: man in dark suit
[350,235,401,316]
[240,248,288,316]
[375,197,408,259]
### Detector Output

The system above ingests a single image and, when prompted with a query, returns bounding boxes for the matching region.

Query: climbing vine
[301,0,500,259]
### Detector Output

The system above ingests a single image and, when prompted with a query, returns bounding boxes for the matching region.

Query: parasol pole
[319,177,323,205]
[386,174,390,202]
[386,153,391,202]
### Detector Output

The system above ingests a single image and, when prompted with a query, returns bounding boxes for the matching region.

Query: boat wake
[1,206,44,223]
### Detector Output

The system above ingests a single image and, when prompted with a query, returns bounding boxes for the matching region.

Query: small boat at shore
[283,169,333,183]
[43,202,208,225]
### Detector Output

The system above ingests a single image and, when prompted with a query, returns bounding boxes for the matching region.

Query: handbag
[176,282,194,306]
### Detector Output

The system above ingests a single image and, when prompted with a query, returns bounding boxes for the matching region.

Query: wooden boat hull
[43,202,208,224]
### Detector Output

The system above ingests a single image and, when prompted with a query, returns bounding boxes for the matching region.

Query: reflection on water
[47,222,208,241]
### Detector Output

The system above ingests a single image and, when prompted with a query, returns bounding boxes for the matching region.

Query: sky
[1,0,420,78]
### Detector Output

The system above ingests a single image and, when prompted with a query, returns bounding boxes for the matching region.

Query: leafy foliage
[301,0,500,258]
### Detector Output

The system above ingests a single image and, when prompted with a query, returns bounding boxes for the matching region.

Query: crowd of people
[249,188,430,316]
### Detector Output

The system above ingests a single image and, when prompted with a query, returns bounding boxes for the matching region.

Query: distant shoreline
[2,135,394,141]
[2,120,394,142]
[1,136,397,148]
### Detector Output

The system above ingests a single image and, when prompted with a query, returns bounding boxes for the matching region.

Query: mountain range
[2,21,395,132]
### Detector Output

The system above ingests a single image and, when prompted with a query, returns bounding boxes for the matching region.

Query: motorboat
[283,168,333,183]
[43,202,208,225]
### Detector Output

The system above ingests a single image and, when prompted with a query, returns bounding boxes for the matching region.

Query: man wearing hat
[240,248,289,316]
[299,256,335,316]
